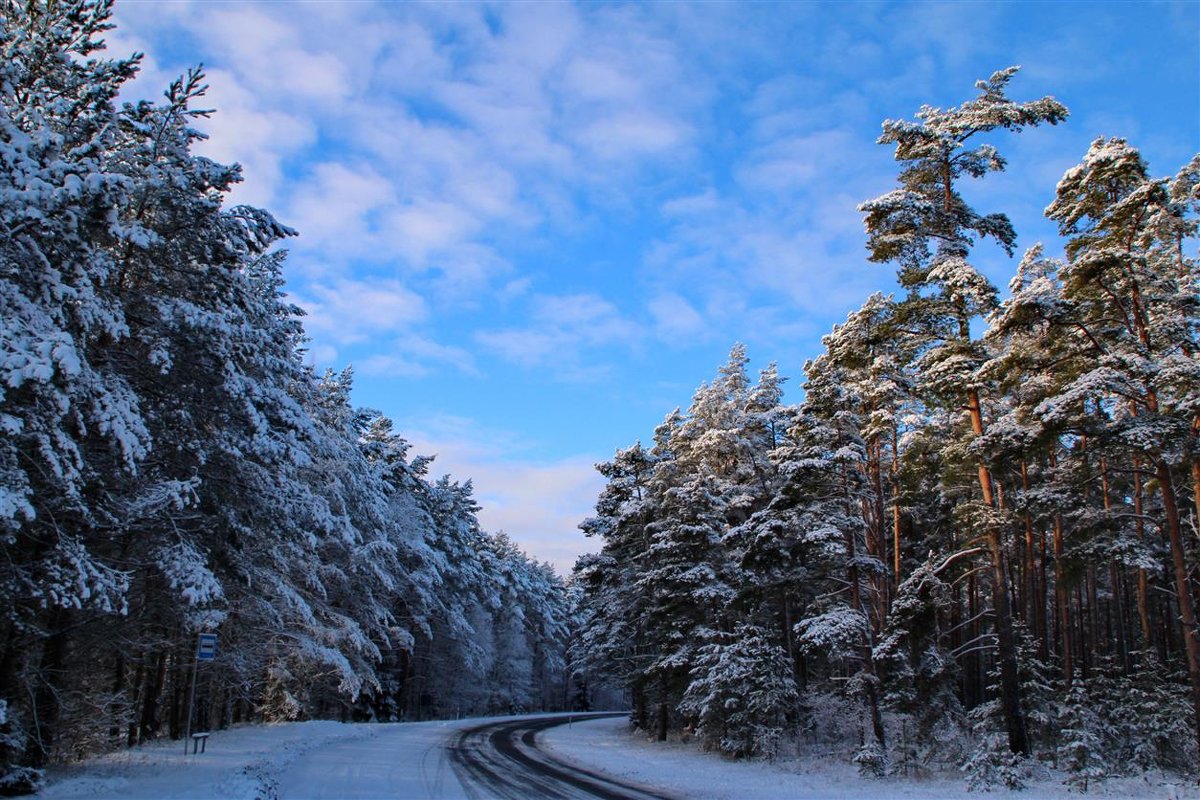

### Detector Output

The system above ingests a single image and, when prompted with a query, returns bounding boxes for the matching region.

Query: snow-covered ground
[543,717,1200,799]
[36,714,1200,799]
[36,720,379,800]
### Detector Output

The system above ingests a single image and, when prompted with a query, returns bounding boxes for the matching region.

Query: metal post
[183,650,199,755]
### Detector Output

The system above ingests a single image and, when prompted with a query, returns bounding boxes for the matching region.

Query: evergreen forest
[3,0,1200,795]
[571,65,1200,792]
[0,4,571,793]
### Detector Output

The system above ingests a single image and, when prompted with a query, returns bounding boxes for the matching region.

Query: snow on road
[38,714,582,800]
[543,716,1200,800]
[274,718,468,800]
[36,713,1200,799]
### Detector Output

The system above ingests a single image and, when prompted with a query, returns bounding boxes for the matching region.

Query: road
[276,712,678,800]
[448,713,676,800]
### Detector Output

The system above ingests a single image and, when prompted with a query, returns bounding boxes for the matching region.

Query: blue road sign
[197,633,217,661]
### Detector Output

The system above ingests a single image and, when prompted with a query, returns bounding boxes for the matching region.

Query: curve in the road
[448,713,678,800]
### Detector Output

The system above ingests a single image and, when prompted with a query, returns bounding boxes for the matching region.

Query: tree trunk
[1054,512,1072,685]
[1019,462,1043,652]
[846,501,885,749]
[1192,458,1200,544]
[1110,562,1129,670]
[27,610,70,768]
[892,423,903,590]
[632,686,648,731]
[140,649,167,743]
[1038,519,1049,662]
[966,388,1029,755]
[1155,460,1200,762]
[1133,458,1155,653]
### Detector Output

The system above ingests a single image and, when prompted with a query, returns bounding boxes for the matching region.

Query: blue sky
[109,0,1199,573]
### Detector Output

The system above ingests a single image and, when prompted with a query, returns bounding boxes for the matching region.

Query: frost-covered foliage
[574,347,796,739]
[962,738,1031,792]
[576,65,1200,792]
[679,625,797,758]
[0,2,569,783]
[1055,684,1107,793]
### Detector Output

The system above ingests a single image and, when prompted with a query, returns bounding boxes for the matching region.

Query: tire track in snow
[448,713,678,800]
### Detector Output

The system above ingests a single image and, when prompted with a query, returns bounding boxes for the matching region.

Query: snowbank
[38,721,374,800]
[541,715,1200,799]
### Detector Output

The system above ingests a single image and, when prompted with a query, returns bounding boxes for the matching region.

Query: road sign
[197,633,217,661]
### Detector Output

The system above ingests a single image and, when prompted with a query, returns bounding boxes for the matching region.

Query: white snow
[36,714,1200,800]
[38,721,369,800]
[541,716,1199,800]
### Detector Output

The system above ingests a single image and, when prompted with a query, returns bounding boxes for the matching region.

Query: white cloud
[735,130,859,196]
[474,328,559,369]
[358,335,477,378]
[113,0,706,311]
[576,113,685,160]
[104,0,1199,573]
[402,416,604,574]
[386,201,481,267]
[648,293,707,342]
[661,188,720,218]
[294,279,428,347]
[477,293,641,376]
[200,7,352,103]
[286,162,395,253]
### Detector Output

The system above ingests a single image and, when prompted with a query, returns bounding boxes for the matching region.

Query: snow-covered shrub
[796,690,864,753]
[853,740,888,777]
[1102,655,1196,775]
[963,628,1055,790]
[54,689,135,761]
[1056,684,1107,793]
[259,663,305,722]
[0,766,43,798]
[679,625,797,759]
[876,559,971,767]
[0,701,42,797]
[962,734,1029,791]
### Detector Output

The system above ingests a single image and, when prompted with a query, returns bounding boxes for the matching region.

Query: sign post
[184,633,217,754]
[197,633,217,662]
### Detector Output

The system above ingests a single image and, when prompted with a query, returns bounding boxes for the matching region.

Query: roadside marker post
[184,633,217,755]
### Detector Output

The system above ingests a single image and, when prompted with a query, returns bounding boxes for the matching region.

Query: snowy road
[38,713,1200,800]
[275,712,674,800]
[447,713,675,800]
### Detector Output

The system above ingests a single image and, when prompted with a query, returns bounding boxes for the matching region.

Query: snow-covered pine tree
[638,463,735,739]
[1055,683,1107,792]
[874,554,970,767]
[859,66,1068,756]
[573,441,659,727]
[1,2,145,774]
[1,2,576,774]
[786,349,888,756]
[981,245,1082,675]
[811,293,921,635]
[678,623,797,759]
[640,347,791,739]
[963,628,1055,789]
[1044,137,1200,757]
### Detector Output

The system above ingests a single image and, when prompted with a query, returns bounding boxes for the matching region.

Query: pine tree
[574,442,659,726]
[1056,683,1107,792]
[0,1,577,770]
[1045,137,1200,757]
[679,623,797,759]
[859,66,1067,756]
